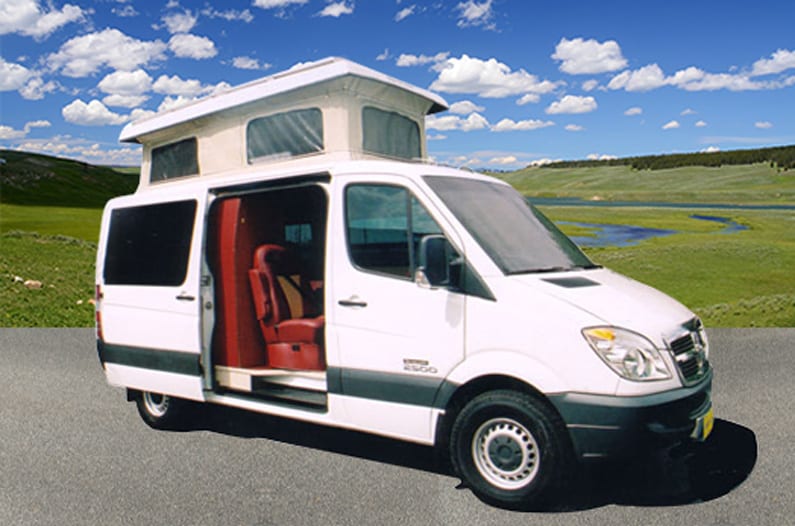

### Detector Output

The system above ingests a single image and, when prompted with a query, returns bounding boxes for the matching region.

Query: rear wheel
[135,391,190,430]
[449,390,573,510]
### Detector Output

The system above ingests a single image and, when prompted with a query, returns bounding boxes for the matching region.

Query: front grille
[668,322,710,385]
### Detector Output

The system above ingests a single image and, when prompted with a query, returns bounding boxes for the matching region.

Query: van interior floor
[214,366,328,409]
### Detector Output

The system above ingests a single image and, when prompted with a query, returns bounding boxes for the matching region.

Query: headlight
[582,327,672,381]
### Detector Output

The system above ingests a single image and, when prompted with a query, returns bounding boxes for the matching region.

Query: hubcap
[142,392,169,418]
[472,417,540,490]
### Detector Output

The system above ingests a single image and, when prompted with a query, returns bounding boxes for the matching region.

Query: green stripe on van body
[328,367,458,409]
[98,341,202,376]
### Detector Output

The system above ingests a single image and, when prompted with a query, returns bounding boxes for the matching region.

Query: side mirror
[416,235,455,288]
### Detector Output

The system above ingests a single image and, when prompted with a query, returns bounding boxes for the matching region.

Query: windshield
[424,176,595,274]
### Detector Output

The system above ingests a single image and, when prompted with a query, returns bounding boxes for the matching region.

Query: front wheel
[135,391,190,430]
[449,390,573,510]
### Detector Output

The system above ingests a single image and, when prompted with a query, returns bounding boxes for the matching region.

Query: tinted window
[424,176,594,274]
[362,106,421,160]
[247,108,323,162]
[150,138,198,183]
[104,200,197,286]
[345,184,442,279]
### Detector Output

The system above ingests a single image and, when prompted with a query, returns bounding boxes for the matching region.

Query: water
[557,215,748,248]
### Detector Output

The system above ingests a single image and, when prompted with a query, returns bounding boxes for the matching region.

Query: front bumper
[548,370,713,460]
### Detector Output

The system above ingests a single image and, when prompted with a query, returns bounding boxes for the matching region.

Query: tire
[449,390,573,510]
[135,391,190,430]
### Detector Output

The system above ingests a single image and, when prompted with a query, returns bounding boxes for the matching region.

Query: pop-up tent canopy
[120,57,449,188]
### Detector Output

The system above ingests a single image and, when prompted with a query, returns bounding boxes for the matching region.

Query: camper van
[95,57,713,509]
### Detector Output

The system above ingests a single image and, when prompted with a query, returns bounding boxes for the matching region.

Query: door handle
[338,297,367,308]
[176,294,196,301]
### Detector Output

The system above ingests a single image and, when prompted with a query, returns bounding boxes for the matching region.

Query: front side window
[247,108,323,163]
[150,138,198,183]
[362,106,421,160]
[104,200,196,286]
[345,184,443,279]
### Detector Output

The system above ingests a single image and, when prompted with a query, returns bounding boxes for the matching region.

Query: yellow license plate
[694,406,714,441]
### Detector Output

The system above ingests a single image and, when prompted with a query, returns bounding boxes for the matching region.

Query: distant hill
[542,144,795,171]
[0,150,138,208]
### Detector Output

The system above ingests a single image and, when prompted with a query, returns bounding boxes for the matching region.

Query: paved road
[0,328,792,525]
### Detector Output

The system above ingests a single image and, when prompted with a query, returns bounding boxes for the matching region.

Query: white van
[95,58,713,509]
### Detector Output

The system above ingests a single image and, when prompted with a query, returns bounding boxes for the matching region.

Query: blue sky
[1,0,794,169]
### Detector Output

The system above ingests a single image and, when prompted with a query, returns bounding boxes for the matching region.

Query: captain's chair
[248,244,325,370]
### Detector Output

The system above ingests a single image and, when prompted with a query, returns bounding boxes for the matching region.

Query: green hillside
[0,150,138,207]
[499,163,795,204]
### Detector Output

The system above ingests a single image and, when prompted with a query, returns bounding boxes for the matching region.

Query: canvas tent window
[150,138,199,183]
[362,106,421,161]
[247,108,324,163]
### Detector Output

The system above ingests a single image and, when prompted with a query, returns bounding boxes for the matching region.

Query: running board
[214,365,328,409]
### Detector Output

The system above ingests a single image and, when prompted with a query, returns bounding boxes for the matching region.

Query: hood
[510,268,694,346]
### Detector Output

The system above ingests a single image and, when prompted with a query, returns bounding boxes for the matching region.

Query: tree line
[543,144,795,171]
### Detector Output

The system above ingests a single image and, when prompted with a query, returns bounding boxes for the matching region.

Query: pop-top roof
[119,57,448,144]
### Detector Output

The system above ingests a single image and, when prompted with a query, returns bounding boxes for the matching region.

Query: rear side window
[247,108,324,162]
[150,138,198,183]
[104,200,197,286]
[362,106,421,160]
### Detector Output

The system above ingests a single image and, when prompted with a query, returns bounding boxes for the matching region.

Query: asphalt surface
[0,328,792,525]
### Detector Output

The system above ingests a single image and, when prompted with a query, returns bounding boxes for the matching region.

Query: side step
[214,365,328,409]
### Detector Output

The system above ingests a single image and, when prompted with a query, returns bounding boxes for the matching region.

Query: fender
[437,348,568,407]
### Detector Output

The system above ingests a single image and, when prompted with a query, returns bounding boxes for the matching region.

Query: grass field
[1,156,793,327]
[501,163,795,204]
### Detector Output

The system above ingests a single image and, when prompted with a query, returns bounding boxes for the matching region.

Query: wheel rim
[471,417,540,490]
[142,392,169,418]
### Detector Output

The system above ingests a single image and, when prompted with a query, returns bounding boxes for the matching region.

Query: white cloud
[376,49,390,61]
[19,77,58,100]
[491,118,555,132]
[516,93,540,105]
[253,0,309,10]
[608,64,666,92]
[755,121,773,129]
[681,108,697,115]
[695,120,707,128]
[201,7,254,23]
[565,124,584,132]
[701,146,720,153]
[545,95,597,114]
[430,55,560,98]
[168,34,217,59]
[488,155,518,165]
[0,58,34,91]
[662,120,680,130]
[103,94,149,108]
[449,100,485,115]
[98,69,153,96]
[396,52,450,68]
[232,56,271,70]
[624,106,642,116]
[317,1,354,18]
[426,133,447,141]
[455,0,495,30]
[552,37,627,74]
[587,153,617,161]
[12,138,142,165]
[395,5,416,22]
[0,0,88,40]
[425,112,489,132]
[751,49,795,76]
[47,29,168,77]
[113,5,138,17]
[581,79,599,92]
[162,10,198,34]
[62,99,130,126]
[157,95,199,112]
[0,126,27,140]
[528,158,561,166]
[152,74,204,97]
